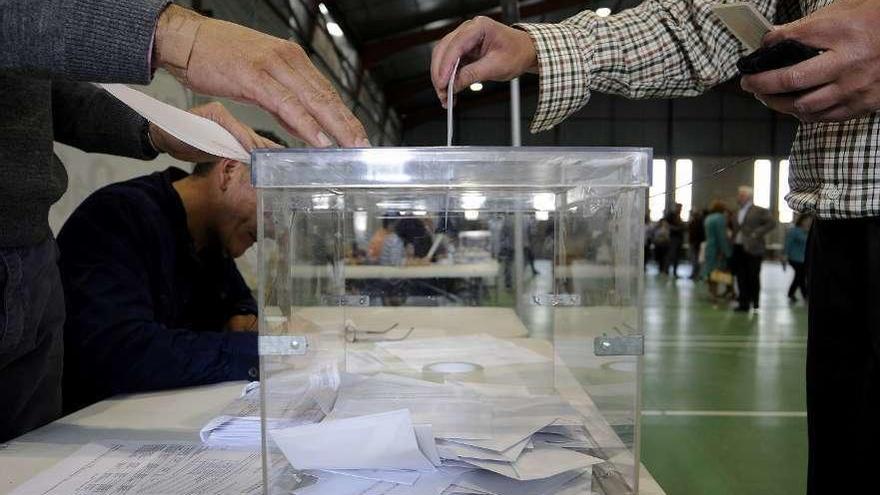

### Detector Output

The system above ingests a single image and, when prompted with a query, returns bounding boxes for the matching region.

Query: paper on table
[325,469,422,486]
[415,424,443,466]
[303,467,469,495]
[270,409,436,472]
[99,83,250,163]
[456,468,588,495]
[460,447,603,481]
[328,374,492,439]
[439,435,531,463]
[448,415,556,453]
[10,441,268,495]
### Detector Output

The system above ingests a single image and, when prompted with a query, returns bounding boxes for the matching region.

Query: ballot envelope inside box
[252,147,650,495]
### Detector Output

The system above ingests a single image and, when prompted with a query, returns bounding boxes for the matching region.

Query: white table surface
[0,307,664,495]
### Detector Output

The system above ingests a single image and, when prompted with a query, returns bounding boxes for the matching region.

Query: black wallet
[736,40,821,75]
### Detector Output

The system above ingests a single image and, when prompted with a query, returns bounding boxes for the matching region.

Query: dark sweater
[0,0,169,247]
[58,168,259,412]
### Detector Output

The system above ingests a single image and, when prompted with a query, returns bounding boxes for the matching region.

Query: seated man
[58,131,284,412]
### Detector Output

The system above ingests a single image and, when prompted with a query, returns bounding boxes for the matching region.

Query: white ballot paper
[460,447,603,481]
[711,2,772,52]
[269,408,436,472]
[11,441,263,495]
[456,468,589,495]
[99,83,250,163]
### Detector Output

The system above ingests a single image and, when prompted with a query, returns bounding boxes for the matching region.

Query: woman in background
[702,200,733,304]
[784,214,811,303]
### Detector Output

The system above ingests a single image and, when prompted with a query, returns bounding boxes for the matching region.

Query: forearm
[52,81,157,159]
[93,322,258,394]
[517,0,779,132]
[0,0,168,82]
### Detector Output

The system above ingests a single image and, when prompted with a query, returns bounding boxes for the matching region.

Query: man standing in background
[665,203,686,278]
[688,208,707,281]
[732,186,776,312]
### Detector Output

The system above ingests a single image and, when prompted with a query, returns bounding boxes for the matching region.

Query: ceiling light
[469,82,483,92]
[326,22,344,37]
[318,3,329,15]
[596,7,611,17]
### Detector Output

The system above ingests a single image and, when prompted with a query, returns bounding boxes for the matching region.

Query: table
[1,307,664,495]
[294,306,530,338]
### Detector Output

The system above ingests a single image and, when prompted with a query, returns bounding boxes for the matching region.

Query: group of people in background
[646,186,811,311]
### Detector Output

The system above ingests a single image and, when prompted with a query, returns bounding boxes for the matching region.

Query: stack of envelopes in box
[265,373,605,495]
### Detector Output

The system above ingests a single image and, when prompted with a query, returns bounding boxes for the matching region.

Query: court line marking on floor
[642,410,807,417]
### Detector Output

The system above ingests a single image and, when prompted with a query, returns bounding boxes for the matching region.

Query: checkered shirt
[517,0,879,219]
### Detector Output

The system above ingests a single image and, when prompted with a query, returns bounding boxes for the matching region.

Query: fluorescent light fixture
[535,210,550,221]
[318,3,329,15]
[649,159,667,222]
[596,7,611,17]
[532,193,556,212]
[778,159,793,223]
[753,159,772,209]
[326,22,344,37]
[461,193,486,210]
[464,210,480,221]
[413,210,428,217]
[469,82,483,92]
[353,210,368,233]
[674,159,693,221]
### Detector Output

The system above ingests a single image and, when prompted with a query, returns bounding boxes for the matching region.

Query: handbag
[709,269,733,286]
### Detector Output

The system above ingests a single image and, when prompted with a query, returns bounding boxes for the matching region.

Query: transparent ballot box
[253,147,650,495]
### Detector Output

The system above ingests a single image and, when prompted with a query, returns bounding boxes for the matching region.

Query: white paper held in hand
[447,58,460,147]
[710,2,773,53]
[99,83,251,163]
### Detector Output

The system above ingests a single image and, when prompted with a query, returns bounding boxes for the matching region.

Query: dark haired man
[58,131,285,412]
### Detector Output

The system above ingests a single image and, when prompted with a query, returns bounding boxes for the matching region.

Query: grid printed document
[10,441,263,495]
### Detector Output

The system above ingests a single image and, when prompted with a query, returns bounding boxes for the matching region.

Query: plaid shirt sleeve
[517,0,781,133]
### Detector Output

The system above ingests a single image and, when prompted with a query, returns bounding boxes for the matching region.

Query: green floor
[640,263,808,495]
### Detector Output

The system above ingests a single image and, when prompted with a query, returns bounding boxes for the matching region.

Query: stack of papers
[259,373,604,495]
[201,365,338,448]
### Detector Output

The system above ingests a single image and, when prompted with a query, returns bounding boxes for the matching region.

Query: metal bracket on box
[594,334,644,356]
[531,294,582,307]
[321,295,370,307]
[259,335,309,356]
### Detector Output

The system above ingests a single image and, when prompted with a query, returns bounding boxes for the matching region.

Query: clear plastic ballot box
[253,147,650,495]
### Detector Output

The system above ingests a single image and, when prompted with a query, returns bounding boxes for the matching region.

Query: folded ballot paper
[202,368,605,495]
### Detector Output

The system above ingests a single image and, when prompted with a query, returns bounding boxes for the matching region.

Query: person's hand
[226,314,258,332]
[740,0,880,123]
[149,101,281,163]
[431,16,538,108]
[154,4,369,148]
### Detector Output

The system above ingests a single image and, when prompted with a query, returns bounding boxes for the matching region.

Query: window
[778,159,794,223]
[648,159,667,222]
[753,159,772,208]
[675,159,693,221]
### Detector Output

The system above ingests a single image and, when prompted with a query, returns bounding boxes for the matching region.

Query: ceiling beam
[362,0,589,68]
